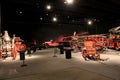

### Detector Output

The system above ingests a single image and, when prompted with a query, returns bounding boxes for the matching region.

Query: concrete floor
[0,48,120,80]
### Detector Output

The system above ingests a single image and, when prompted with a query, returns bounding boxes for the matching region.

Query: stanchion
[21,60,27,67]
[60,47,64,54]
[64,47,73,59]
[19,51,27,67]
[27,48,31,57]
[58,43,64,54]
[53,47,57,57]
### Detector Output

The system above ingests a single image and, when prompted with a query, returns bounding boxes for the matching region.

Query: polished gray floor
[0,48,120,80]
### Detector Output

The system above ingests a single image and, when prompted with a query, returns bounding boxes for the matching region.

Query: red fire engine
[107,26,120,50]
[42,40,59,48]
[81,38,104,61]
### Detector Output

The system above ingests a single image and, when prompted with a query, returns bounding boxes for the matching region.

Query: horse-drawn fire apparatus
[0,30,27,60]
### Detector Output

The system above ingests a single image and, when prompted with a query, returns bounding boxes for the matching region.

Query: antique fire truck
[107,26,120,50]
[0,30,27,60]
[87,35,107,52]
[41,40,59,48]
[81,38,104,61]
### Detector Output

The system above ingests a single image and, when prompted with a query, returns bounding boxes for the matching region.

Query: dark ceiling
[2,0,120,23]
[1,0,120,41]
